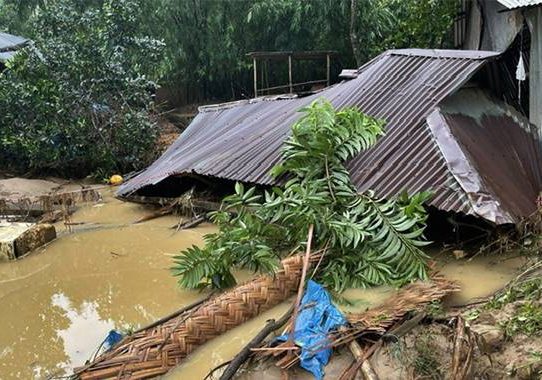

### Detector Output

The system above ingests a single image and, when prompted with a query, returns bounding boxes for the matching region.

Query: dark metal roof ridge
[389,49,501,60]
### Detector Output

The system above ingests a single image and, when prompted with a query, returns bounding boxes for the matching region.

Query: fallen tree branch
[347,336,379,380]
[133,204,175,223]
[451,316,473,380]
[171,214,206,230]
[280,225,314,365]
[339,339,383,380]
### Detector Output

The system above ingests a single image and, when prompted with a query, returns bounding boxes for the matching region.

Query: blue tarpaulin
[103,330,123,351]
[277,280,347,379]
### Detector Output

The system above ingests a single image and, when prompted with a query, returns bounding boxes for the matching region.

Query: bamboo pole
[326,53,331,86]
[253,57,258,98]
[288,54,293,93]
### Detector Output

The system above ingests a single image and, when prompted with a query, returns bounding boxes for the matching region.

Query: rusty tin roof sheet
[430,88,542,224]
[119,49,541,224]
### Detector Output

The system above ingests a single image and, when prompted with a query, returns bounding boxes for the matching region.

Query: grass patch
[501,302,542,338]
[485,277,542,310]
[412,332,443,379]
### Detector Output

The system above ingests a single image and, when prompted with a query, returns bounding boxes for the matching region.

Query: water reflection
[51,292,115,373]
[0,190,212,379]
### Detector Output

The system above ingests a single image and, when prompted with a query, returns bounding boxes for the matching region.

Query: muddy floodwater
[0,189,215,379]
[0,187,528,379]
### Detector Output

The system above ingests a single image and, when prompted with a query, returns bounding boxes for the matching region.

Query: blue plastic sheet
[103,330,123,351]
[277,280,347,379]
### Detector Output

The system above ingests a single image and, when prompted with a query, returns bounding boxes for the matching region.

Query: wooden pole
[326,53,331,86]
[347,338,380,380]
[253,57,258,98]
[286,224,314,349]
[288,54,293,93]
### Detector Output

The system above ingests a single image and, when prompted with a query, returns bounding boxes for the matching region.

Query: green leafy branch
[172,99,432,291]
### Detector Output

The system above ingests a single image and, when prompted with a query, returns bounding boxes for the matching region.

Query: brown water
[0,188,527,379]
[0,190,215,379]
[436,250,526,306]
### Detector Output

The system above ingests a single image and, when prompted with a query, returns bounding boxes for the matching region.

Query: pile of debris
[0,178,102,260]
[74,252,459,379]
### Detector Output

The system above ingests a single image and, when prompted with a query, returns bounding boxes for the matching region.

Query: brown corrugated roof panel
[118,49,542,224]
[429,88,542,223]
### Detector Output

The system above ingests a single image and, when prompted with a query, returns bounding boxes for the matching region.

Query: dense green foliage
[0,0,162,176]
[1,0,458,103]
[172,100,430,291]
[151,0,457,101]
[0,0,457,176]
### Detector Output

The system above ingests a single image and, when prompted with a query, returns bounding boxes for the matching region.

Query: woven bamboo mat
[74,254,311,379]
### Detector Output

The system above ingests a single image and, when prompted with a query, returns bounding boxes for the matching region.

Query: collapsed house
[118,48,542,225]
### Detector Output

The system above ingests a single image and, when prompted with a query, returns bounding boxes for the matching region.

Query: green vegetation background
[0,0,456,176]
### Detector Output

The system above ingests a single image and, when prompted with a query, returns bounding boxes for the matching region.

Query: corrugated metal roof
[119,49,542,224]
[431,88,542,223]
[0,51,16,61]
[0,32,27,52]
[496,0,542,9]
[0,32,28,63]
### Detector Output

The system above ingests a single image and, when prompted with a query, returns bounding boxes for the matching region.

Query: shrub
[0,0,164,177]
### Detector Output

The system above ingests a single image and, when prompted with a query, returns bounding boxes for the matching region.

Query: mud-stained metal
[118,49,542,224]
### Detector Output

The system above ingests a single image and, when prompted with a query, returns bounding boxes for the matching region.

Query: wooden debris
[133,204,175,224]
[74,250,458,380]
[1,186,101,222]
[218,306,293,380]
[281,225,314,364]
[453,249,466,259]
[451,316,474,380]
[171,214,206,230]
[261,273,460,371]
[347,335,379,380]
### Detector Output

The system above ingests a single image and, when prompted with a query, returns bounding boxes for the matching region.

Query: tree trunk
[350,0,362,66]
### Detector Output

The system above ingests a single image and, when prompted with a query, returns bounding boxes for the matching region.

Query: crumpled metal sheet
[427,109,514,224]
[427,88,542,223]
[496,0,542,10]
